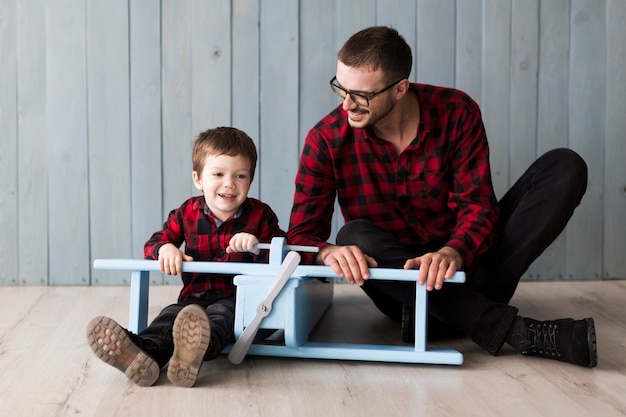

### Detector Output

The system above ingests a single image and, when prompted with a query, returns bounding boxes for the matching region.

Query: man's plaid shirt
[145,196,286,302]
[287,83,499,270]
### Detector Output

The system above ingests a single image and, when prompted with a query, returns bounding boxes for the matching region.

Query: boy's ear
[192,171,203,191]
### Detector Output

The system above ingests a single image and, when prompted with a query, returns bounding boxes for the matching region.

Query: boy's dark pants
[131,294,235,368]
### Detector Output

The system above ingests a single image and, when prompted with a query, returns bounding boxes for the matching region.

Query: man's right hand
[316,244,378,286]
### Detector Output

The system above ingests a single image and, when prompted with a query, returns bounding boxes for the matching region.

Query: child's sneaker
[167,304,211,387]
[86,316,160,386]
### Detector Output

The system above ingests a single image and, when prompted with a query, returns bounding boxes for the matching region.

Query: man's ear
[192,171,203,191]
[395,79,410,100]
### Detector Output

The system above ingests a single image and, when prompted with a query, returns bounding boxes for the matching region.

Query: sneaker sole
[585,317,598,368]
[167,305,211,387]
[86,316,160,386]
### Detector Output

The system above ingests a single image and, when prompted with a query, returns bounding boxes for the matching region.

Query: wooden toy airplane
[94,237,466,365]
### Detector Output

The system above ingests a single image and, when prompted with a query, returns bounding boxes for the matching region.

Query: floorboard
[0,281,624,417]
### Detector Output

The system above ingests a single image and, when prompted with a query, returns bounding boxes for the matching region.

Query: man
[287,26,596,367]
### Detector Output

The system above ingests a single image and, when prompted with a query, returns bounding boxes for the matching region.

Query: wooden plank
[337,0,376,49]
[17,0,48,285]
[232,0,260,198]
[603,0,626,278]
[509,2,547,282]
[567,0,606,280]
[161,0,192,213]
[455,0,483,104]
[481,0,511,199]
[87,0,132,286]
[0,0,18,285]
[509,1,538,183]
[45,0,90,285]
[161,0,192,284]
[129,0,163,267]
[416,0,456,87]
[259,0,299,230]
[377,0,417,81]
[190,0,231,134]
[299,0,338,143]
[529,0,571,281]
[536,0,570,154]
[299,0,341,240]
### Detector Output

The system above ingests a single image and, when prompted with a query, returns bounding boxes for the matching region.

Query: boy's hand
[226,232,260,255]
[157,243,193,275]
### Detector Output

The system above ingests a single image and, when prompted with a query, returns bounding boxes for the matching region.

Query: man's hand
[317,245,378,286]
[226,232,260,255]
[158,243,193,275]
[403,246,463,291]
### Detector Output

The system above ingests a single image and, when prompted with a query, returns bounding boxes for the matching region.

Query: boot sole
[585,317,598,368]
[86,316,160,386]
[167,304,211,387]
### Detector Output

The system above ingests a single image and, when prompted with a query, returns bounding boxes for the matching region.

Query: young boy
[86,127,286,387]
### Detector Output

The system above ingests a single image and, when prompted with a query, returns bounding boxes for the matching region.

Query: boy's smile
[193,153,252,222]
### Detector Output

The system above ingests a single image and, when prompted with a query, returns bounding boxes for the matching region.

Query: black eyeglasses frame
[329,75,406,107]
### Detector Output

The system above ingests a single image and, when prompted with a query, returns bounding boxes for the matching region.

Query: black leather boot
[506,316,598,367]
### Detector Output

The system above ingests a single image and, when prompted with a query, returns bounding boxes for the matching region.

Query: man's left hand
[403,246,463,291]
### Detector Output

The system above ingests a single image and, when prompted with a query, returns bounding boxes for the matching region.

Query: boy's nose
[224,176,235,187]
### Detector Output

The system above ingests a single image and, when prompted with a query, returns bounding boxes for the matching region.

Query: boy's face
[192,153,252,222]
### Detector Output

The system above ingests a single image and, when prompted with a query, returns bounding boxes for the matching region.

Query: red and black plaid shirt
[288,83,499,270]
[145,196,286,302]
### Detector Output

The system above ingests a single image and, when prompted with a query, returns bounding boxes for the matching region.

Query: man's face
[334,62,397,129]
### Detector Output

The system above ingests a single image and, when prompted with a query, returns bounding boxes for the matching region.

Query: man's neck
[372,89,420,154]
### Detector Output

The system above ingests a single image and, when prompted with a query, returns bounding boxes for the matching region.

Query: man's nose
[342,93,358,110]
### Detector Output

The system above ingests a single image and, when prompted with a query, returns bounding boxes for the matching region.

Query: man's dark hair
[338,26,412,83]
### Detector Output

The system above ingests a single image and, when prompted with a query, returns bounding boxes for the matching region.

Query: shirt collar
[196,196,245,228]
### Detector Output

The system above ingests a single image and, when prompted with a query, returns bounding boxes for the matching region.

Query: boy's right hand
[157,243,193,275]
[226,232,260,255]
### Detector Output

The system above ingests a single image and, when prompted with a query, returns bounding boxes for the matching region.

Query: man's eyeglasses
[329,76,406,107]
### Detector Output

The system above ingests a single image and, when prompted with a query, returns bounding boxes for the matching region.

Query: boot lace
[528,323,561,357]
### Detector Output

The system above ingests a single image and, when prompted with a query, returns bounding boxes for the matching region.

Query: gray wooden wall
[1,0,624,286]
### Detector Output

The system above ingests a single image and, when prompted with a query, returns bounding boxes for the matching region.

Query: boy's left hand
[226,232,260,255]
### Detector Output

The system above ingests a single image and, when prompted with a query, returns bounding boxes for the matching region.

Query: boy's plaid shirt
[145,196,286,301]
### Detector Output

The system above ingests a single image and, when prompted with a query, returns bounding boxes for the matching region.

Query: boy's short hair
[338,26,412,84]
[192,127,258,180]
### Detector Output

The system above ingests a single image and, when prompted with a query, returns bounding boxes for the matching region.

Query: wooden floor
[1,280,625,417]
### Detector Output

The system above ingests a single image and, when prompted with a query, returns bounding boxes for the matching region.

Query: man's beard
[347,98,395,129]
